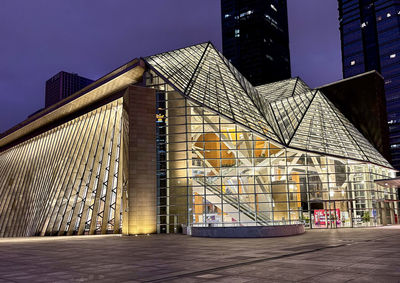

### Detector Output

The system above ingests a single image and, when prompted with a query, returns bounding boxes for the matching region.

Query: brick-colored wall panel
[124,85,157,235]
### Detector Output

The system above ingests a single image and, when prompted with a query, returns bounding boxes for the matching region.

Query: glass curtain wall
[147,72,398,232]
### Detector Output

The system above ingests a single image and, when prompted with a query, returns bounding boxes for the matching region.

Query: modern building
[221,0,291,86]
[45,71,94,107]
[0,43,398,238]
[318,71,391,162]
[338,0,400,168]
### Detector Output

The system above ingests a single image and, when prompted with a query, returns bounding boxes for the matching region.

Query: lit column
[123,85,157,235]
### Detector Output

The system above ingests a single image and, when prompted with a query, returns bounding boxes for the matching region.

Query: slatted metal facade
[0,99,124,237]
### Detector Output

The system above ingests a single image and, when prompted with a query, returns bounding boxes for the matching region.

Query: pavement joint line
[143,243,348,282]
[143,232,400,282]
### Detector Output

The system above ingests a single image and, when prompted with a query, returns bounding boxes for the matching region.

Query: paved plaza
[0,226,399,282]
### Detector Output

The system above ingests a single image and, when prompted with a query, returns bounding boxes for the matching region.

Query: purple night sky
[0,0,341,133]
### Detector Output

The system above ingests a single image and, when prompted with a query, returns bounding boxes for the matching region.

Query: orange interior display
[194,133,235,170]
[194,193,203,223]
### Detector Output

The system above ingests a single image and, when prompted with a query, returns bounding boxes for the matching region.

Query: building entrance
[310,200,353,229]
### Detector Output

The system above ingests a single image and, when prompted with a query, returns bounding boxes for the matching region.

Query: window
[239,10,253,18]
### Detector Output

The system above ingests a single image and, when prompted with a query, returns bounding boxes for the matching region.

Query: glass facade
[144,43,398,231]
[150,78,397,231]
[339,0,400,168]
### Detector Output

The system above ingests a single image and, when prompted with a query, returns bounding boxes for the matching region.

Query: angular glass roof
[144,43,392,168]
[256,77,311,101]
[145,42,280,143]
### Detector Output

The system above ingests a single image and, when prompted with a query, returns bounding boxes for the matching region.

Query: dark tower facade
[338,0,400,168]
[45,71,93,107]
[221,0,291,86]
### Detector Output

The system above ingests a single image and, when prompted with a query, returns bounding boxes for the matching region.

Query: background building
[338,0,400,168]
[221,0,291,86]
[45,71,93,107]
[318,71,391,162]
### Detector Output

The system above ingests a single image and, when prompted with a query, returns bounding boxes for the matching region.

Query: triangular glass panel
[289,91,365,160]
[144,43,208,93]
[184,45,280,142]
[270,91,315,143]
[323,96,392,167]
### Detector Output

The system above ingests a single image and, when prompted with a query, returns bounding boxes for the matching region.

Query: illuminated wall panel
[0,99,124,237]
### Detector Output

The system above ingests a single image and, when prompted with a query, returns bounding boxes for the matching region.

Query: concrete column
[123,85,157,235]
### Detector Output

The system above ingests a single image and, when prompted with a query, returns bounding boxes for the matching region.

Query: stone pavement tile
[246,279,293,283]
[208,275,264,283]
[159,276,206,283]
[272,257,349,268]
[195,273,225,279]
[221,266,327,281]
[351,274,400,283]
[300,271,366,282]
[204,261,287,277]
[162,274,260,283]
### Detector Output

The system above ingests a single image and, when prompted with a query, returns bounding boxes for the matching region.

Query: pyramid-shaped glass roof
[256,77,311,101]
[145,42,280,143]
[144,42,392,168]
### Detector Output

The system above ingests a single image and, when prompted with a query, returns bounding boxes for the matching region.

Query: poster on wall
[314,209,341,226]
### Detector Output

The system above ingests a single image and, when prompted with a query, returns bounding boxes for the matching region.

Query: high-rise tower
[221,0,291,86]
[45,71,93,107]
[338,0,400,168]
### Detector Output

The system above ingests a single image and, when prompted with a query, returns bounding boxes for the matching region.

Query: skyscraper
[338,0,400,168]
[221,0,291,86]
[45,71,93,107]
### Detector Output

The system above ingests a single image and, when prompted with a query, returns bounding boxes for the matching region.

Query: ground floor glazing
[152,86,399,232]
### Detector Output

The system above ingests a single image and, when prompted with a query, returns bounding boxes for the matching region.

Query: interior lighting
[330,190,334,197]
[350,60,356,66]
[390,53,396,59]
[235,29,240,38]
[341,190,345,196]
[270,4,277,12]
[239,10,253,17]
[387,13,391,17]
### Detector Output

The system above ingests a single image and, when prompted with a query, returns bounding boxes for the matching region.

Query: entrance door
[311,200,352,229]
